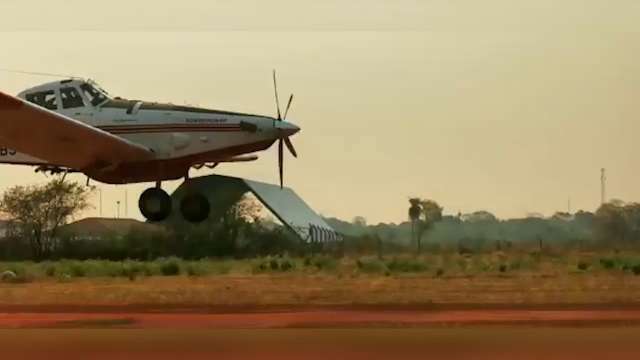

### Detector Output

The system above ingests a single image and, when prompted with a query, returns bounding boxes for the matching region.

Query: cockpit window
[25,90,58,110]
[60,87,85,109]
[80,83,108,107]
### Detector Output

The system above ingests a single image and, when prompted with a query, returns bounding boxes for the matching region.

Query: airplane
[0,73,300,223]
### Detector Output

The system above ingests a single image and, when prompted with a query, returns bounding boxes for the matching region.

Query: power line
[0,68,81,80]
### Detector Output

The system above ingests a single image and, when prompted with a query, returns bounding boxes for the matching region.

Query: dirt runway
[2,307,640,328]
[2,307,640,359]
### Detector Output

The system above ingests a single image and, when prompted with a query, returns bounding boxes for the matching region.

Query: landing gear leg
[139,185,172,222]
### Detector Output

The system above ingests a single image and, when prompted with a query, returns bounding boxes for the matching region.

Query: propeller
[272,70,298,188]
[273,70,282,121]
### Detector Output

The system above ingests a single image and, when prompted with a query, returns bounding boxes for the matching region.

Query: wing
[0,91,154,170]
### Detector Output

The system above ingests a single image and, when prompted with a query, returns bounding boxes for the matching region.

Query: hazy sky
[1,0,639,223]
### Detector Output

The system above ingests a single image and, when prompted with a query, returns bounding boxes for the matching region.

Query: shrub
[103,262,126,277]
[577,261,590,271]
[57,273,72,282]
[599,258,616,270]
[253,257,275,273]
[305,256,338,271]
[255,261,268,272]
[1,267,33,284]
[386,258,428,273]
[69,262,86,277]
[160,260,181,276]
[356,258,388,274]
[186,262,208,277]
[45,265,57,277]
[211,261,232,275]
[120,261,146,281]
[0,270,17,282]
[269,258,279,271]
[252,257,296,273]
[186,265,201,277]
[509,260,521,271]
[10,272,33,283]
[435,268,444,277]
[280,258,295,272]
[498,264,508,273]
[122,266,137,281]
[632,264,640,276]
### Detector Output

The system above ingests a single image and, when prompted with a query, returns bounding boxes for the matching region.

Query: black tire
[180,193,210,223]
[139,188,172,222]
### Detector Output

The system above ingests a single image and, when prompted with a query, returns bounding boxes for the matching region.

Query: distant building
[59,217,166,241]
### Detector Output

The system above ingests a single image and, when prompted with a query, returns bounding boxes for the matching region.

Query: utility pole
[124,189,128,218]
[601,168,606,205]
[408,198,422,254]
[98,188,103,217]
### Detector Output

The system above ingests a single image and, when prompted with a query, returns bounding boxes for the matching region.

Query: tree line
[0,179,639,261]
[0,179,301,261]
[328,200,640,253]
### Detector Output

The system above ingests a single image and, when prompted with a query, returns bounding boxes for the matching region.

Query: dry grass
[0,251,639,307]
[0,272,639,307]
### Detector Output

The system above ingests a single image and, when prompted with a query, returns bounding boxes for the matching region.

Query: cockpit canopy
[18,79,111,111]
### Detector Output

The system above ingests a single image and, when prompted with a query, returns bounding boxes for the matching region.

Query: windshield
[80,82,109,107]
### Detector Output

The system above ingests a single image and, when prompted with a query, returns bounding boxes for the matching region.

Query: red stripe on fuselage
[98,125,241,130]
[108,129,242,134]
[97,124,243,134]
[99,124,241,128]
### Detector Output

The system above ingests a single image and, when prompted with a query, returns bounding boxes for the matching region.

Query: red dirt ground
[2,307,640,359]
[2,307,640,328]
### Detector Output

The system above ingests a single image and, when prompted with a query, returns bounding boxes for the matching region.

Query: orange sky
[1,0,639,223]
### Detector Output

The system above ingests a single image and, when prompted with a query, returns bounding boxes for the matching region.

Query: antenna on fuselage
[0,68,83,80]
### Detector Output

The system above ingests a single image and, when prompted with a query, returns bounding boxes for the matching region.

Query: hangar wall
[166,175,339,242]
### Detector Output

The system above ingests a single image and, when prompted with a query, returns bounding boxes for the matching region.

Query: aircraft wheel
[180,193,210,223]
[139,188,172,222]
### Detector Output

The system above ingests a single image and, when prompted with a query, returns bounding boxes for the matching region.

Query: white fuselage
[5,79,298,184]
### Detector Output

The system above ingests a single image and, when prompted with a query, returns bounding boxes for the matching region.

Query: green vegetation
[356,257,389,275]
[159,258,181,276]
[1,178,640,291]
[0,179,93,260]
[577,261,590,271]
[252,256,297,273]
[1,251,639,283]
[385,257,429,273]
[303,255,338,271]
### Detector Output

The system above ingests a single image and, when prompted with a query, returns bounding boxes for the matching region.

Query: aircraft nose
[276,120,300,137]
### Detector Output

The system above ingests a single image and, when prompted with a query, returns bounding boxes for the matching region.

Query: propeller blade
[278,139,284,188]
[272,70,282,120]
[283,94,294,120]
[284,137,298,158]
